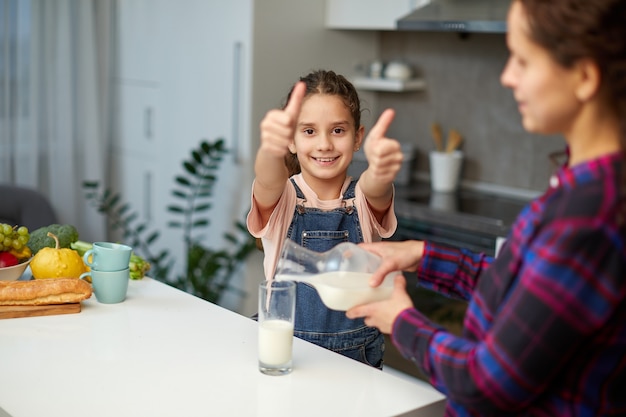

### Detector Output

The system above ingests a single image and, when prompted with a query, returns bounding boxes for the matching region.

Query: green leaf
[146,232,159,244]
[176,177,192,186]
[171,190,188,199]
[192,203,211,212]
[183,161,197,174]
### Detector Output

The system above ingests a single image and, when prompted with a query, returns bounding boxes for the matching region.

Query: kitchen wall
[369,31,564,194]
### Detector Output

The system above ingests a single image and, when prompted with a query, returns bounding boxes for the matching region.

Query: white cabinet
[116,0,161,82]
[325,0,429,30]
[113,83,159,156]
[113,0,378,303]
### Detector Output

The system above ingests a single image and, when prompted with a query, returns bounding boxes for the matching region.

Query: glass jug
[273,240,399,311]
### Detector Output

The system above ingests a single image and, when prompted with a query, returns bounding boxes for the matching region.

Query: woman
[347,0,626,415]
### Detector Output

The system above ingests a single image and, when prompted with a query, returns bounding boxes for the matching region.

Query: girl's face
[289,93,363,186]
[500,1,582,136]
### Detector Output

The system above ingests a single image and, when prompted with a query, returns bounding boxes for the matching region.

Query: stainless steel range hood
[397,0,509,33]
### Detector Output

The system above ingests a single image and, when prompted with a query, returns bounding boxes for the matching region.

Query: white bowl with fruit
[0,224,33,281]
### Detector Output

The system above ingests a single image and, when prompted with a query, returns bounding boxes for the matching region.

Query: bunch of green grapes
[0,223,30,252]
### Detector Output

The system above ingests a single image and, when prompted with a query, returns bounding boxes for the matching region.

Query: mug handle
[79,271,91,282]
[83,249,95,268]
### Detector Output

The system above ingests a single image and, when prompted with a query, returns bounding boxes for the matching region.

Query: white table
[0,278,445,417]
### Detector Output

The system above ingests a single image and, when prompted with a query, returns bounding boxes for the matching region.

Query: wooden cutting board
[0,303,81,319]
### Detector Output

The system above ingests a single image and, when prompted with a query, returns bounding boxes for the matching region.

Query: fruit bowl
[0,258,33,281]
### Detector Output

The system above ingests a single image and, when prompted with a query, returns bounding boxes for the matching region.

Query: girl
[348,0,626,415]
[247,69,403,368]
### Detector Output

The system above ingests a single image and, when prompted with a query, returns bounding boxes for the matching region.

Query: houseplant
[82,138,257,304]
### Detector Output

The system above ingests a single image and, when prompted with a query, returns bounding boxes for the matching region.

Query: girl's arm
[252,82,306,226]
[357,109,404,221]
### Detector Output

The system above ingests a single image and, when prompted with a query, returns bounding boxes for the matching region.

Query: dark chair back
[0,184,58,230]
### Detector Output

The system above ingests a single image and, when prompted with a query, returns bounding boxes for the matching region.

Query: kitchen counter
[0,278,445,417]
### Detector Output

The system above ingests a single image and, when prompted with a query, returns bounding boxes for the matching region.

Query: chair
[0,184,58,230]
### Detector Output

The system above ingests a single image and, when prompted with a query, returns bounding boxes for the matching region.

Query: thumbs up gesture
[258,81,307,158]
[362,109,403,186]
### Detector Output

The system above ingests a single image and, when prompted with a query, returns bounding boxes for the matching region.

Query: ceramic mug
[80,268,130,304]
[83,242,132,272]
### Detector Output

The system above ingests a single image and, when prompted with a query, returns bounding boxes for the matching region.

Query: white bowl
[0,258,33,281]
[384,62,412,81]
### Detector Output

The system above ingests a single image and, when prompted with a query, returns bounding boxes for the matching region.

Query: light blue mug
[80,268,130,304]
[83,242,132,272]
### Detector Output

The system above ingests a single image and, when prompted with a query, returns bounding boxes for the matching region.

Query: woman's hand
[346,274,414,334]
[358,240,425,287]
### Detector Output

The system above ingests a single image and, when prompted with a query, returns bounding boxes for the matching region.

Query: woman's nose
[500,57,515,88]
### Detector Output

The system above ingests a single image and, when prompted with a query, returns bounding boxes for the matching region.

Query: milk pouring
[274,241,399,311]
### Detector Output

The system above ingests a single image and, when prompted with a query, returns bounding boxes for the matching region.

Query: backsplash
[370,31,563,193]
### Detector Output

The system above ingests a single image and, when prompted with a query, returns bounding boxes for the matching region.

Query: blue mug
[83,242,132,272]
[80,268,130,304]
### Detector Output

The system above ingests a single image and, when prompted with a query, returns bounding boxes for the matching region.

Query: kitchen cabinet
[113,0,378,311]
[325,0,429,30]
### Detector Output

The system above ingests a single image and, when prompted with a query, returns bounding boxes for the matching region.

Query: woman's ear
[575,58,601,102]
[288,141,297,154]
[354,125,365,151]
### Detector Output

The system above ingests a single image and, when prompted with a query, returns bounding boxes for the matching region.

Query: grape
[0,223,30,255]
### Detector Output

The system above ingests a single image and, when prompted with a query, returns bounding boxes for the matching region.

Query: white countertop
[0,278,445,417]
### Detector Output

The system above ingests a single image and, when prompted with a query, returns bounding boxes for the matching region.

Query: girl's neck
[300,172,347,200]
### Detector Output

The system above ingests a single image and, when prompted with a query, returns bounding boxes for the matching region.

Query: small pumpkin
[31,232,86,279]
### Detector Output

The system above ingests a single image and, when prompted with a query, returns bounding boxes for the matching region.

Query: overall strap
[343,179,358,199]
[290,178,306,199]
[290,177,358,201]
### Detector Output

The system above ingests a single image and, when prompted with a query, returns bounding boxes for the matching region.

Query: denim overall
[286,178,385,368]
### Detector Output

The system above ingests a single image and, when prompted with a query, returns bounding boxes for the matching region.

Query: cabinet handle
[144,107,153,139]
[231,41,242,164]
[144,170,152,222]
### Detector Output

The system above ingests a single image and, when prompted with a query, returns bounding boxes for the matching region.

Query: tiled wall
[370,31,564,193]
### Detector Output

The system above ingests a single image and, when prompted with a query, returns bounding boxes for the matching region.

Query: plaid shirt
[392,152,626,416]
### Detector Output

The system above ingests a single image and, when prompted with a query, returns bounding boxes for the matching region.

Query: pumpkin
[30,232,86,279]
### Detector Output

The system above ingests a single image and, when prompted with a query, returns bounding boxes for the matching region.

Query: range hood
[397,0,508,33]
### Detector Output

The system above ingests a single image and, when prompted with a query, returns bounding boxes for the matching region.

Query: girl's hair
[519,0,626,220]
[283,70,362,176]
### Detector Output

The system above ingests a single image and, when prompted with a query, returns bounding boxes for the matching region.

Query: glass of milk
[258,280,296,376]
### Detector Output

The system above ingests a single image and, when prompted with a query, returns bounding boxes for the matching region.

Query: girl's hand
[358,240,425,287]
[346,274,414,334]
[258,81,307,158]
[362,109,404,185]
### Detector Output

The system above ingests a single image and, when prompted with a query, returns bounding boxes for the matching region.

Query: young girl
[348,0,626,414]
[247,69,404,368]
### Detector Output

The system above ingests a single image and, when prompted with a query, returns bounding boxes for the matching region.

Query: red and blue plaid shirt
[393,152,626,416]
